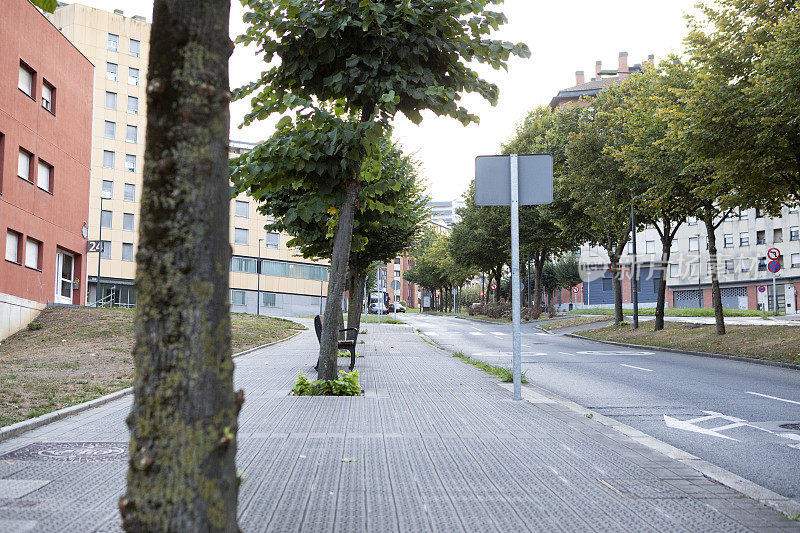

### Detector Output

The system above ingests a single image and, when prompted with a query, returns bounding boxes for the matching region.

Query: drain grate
[0,442,127,462]
[779,423,800,431]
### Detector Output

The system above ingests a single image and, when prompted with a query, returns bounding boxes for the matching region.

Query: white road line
[468,332,485,336]
[423,331,438,336]
[620,364,653,372]
[745,391,800,406]
[490,332,506,336]
[558,352,576,357]
[533,333,549,336]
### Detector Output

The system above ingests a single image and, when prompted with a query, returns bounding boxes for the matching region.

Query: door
[55,250,74,304]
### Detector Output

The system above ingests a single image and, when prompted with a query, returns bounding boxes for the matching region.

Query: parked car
[388,302,406,313]
[368,302,388,314]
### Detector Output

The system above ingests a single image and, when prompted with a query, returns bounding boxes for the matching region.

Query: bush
[458,286,482,307]
[468,302,541,320]
[293,370,361,396]
[27,322,43,331]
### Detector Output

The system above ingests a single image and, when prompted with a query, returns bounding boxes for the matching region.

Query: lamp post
[96,190,112,307]
[630,200,639,329]
[257,238,263,316]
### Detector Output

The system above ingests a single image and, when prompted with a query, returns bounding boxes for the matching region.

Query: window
[124,183,136,202]
[738,209,748,220]
[230,256,257,273]
[104,120,116,139]
[106,62,118,81]
[755,209,764,219]
[652,277,661,293]
[18,62,34,97]
[689,236,699,252]
[741,257,753,273]
[105,91,117,110]
[645,241,655,254]
[774,228,783,243]
[127,96,138,114]
[265,232,280,249]
[791,226,799,241]
[791,254,800,268]
[758,258,767,272]
[25,238,41,269]
[260,259,328,281]
[669,264,679,277]
[234,200,249,218]
[687,217,697,226]
[100,241,112,259]
[41,81,54,113]
[37,160,52,192]
[723,234,733,248]
[394,258,401,264]
[262,292,276,307]
[123,213,134,232]
[790,207,799,214]
[122,243,134,261]
[739,232,749,247]
[126,125,137,143]
[757,230,766,245]
[103,150,115,169]
[129,38,140,57]
[234,228,248,245]
[108,33,119,52]
[100,209,113,229]
[725,259,734,273]
[102,180,114,199]
[125,154,136,172]
[128,68,139,86]
[230,290,246,306]
[18,148,32,181]
[394,269,401,278]
[601,278,612,291]
[625,242,632,254]
[5,230,21,263]
[689,263,699,277]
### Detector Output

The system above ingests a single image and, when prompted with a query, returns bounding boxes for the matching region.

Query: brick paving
[0,320,798,532]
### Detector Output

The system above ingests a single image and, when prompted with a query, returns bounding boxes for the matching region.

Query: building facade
[46,5,330,317]
[427,199,465,227]
[1,0,93,339]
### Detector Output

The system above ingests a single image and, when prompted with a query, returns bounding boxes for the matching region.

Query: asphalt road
[399,312,800,501]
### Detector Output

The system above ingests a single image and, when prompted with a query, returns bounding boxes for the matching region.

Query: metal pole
[509,154,522,401]
[257,238,263,317]
[773,275,778,316]
[697,235,702,309]
[630,203,639,329]
[526,254,531,308]
[97,196,103,307]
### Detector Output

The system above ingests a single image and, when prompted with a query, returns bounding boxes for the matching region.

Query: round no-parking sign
[490,283,498,291]
[572,286,580,293]
[758,285,766,293]
[768,261,781,273]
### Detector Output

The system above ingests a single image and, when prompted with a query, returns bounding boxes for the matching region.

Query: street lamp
[97,189,112,307]
[257,238,263,316]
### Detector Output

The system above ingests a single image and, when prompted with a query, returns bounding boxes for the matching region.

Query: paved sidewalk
[1,321,798,532]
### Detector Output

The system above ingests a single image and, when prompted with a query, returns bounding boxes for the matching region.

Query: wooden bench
[313,315,358,371]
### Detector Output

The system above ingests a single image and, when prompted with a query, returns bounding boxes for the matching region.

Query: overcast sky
[76,0,701,201]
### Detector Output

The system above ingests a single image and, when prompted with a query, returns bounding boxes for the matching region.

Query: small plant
[584,413,593,419]
[293,370,361,396]
[27,322,43,331]
[338,350,362,358]
[452,351,528,383]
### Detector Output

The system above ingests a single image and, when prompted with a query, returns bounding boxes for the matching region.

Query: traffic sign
[475,154,553,206]
[767,248,781,260]
[390,280,401,291]
[490,282,498,291]
[758,285,766,293]
[451,288,458,295]
[572,286,580,293]
[768,261,781,273]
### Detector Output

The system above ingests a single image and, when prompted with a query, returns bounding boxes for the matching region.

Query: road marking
[558,352,576,357]
[490,332,506,336]
[468,332,485,336]
[533,332,549,336]
[577,350,655,356]
[620,364,653,372]
[423,331,438,336]
[745,391,800,406]
[663,413,740,441]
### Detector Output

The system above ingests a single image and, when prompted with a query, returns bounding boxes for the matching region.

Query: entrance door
[55,250,74,304]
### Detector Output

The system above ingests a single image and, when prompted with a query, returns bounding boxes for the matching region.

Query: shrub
[293,370,361,396]
[27,322,43,331]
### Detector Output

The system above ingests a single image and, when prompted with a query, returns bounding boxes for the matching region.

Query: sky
[72,0,701,201]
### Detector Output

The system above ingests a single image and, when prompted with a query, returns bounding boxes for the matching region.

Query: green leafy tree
[121,1,239,530]
[29,0,56,12]
[236,0,529,379]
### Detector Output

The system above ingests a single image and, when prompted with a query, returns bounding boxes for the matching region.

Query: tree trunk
[318,177,359,380]
[703,213,726,335]
[347,269,366,332]
[494,268,503,303]
[654,232,675,331]
[122,2,239,531]
[611,255,624,324]
[533,253,545,312]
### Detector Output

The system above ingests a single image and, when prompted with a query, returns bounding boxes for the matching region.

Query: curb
[0,328,305,444]
[501,380,800,519]
[564,333,800,371]
[413,327,800,519]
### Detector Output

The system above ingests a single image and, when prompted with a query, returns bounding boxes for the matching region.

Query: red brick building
[1,0,93,338]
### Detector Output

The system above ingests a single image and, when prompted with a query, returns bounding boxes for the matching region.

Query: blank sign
[475,154,553,206]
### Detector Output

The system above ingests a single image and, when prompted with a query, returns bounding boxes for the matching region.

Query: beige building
[47,4,329,316]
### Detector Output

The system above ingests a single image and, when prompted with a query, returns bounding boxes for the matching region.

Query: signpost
[391,279,401,319]
[767,248,781,315]
[476,153,554,400]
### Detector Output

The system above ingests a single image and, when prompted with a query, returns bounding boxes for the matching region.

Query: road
[399,312,800,501]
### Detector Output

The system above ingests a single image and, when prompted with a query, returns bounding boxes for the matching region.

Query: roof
[549,77,623,109]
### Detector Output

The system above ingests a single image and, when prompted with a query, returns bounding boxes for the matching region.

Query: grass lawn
[0,307,304,427]
[578,321,800,365]
[539,316,610,331]
[569,307,770,318]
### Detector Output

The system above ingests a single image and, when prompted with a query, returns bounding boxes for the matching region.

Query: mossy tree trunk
[346,268,366,331]
[703,210,726,335]
[121,1,240,531]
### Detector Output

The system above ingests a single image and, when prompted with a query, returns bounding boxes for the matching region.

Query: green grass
[568,307,770,318]
[539,316,610,331]
[453,351,528,383]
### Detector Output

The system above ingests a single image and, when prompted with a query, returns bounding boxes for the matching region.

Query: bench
[313,315,358,371]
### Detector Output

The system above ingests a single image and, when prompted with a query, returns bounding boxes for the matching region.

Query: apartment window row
[19,61,57,114]
[229,256,328,281]
[105,91,139,114]
[98,208,136,232]
[5,229,42,270]
[106,62,140,86]
[108,34,140,57]
[101,181,137,202]
[103,122,138,143]
[16,146,54,194]
[95,240,135,261]
[669,254,800,277]
[102,151,137,172]
[229,290,277,307]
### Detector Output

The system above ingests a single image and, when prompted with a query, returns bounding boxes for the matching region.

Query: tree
[29,0,56,12]
[236,0,529,380]
[121,1,239,531]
